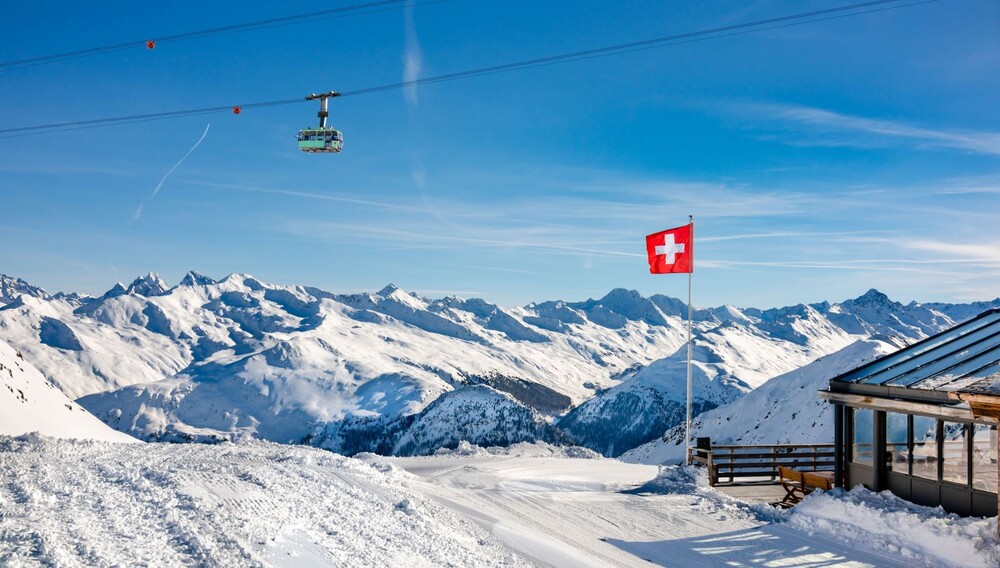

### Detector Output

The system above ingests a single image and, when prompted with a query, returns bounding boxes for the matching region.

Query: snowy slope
[384,451,996,568]
[0,436,529,567]
[0,340,136,443]
[559,307,857,456]
[620,337,904,464]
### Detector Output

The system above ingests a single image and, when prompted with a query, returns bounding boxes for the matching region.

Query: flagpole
[685,214,693,466]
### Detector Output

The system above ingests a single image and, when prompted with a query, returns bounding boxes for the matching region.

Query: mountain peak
[378,284,400,296]
[599,288,645,303]
[0,274,48,303]
[126,273,169,297]
[850,288,895,307]
[101,282,128,300]
[179,271,217,287]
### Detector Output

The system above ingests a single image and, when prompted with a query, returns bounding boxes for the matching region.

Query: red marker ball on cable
[146,40,156,49]
[232,106,241,115]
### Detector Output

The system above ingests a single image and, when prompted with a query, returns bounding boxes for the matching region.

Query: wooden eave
[818,390,997,423]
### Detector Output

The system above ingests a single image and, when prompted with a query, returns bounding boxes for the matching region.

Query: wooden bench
[775,467,834,508]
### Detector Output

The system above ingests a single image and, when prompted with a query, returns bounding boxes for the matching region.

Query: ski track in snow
[1,437,995,567]
[0,437,529,567]
[381,452,924,568]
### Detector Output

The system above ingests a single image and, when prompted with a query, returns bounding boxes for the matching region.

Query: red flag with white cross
[645,223,693,274]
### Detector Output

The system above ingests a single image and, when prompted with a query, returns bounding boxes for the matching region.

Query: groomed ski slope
[0,436,528,567]
[2,437,996,567]
[384,444,999,568]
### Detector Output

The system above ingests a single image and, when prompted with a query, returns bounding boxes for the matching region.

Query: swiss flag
[646,223,693,274]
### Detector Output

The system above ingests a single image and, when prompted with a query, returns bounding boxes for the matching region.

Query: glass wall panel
[942,422,968,485]
[885,412,908,473]
[972,425,998,493]
[852,408,873,465]
[912,416,938,480]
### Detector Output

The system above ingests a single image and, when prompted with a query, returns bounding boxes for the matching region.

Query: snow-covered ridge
[0,271,995,456]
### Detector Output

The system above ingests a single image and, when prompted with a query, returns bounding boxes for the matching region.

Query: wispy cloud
[895,239,1000,265]
[280,220,645,259]
[697,229,896,243]
[699,259,962,274]
[402,0,422,110]
[739,102,1000,156]
[184,180,433,214]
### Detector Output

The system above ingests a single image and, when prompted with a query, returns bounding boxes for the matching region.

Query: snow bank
[634,466,999,568]
[0,436,528,567]
[788,487,1000,568]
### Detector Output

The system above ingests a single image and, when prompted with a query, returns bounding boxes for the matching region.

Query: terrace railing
[688,439,836,486]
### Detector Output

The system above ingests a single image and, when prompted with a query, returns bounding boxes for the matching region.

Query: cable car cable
[336,0,933,97]
[0,0,435,72]
[0,0,937,138]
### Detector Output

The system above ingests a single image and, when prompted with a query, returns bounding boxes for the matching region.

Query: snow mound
[630,466,998,568]
[0,437,529,567]
[0,340,136,443]
[788,487,999,568]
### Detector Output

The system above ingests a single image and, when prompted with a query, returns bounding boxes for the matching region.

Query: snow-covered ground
[1,437,995,567]
[378,445,998,567]
[0,436,528,567]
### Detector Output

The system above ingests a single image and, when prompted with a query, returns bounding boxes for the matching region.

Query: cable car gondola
[298,91,343,153]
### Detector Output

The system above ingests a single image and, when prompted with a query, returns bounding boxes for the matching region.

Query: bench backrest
[802,472,833,491]
[778,466,803,483]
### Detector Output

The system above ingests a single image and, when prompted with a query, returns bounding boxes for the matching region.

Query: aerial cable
[0,0,938,138]
[0,0,438,72]
[337,0,929,97]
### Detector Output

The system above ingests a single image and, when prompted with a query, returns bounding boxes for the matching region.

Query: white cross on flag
[645,223,693,274]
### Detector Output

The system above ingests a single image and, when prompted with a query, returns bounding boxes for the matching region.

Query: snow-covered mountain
[0,271,995,456]
[619,336,905,464]
[0,274,48,304]
[558,304,856,456]
[0,338,136,442]
[1,273,690,449]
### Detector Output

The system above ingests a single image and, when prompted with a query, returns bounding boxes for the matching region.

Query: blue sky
[1,0,998,308]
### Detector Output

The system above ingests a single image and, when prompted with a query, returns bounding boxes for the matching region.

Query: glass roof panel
[894,342,1000,387]
[864,326,1000,385]
[834,311,1000,384]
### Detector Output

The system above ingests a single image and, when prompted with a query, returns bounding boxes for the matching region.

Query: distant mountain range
[0,271,996,456]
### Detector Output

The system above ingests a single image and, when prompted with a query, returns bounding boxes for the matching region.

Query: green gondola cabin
[297,128,343,153]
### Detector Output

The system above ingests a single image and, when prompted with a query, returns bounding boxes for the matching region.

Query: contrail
[133,123,211,222]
